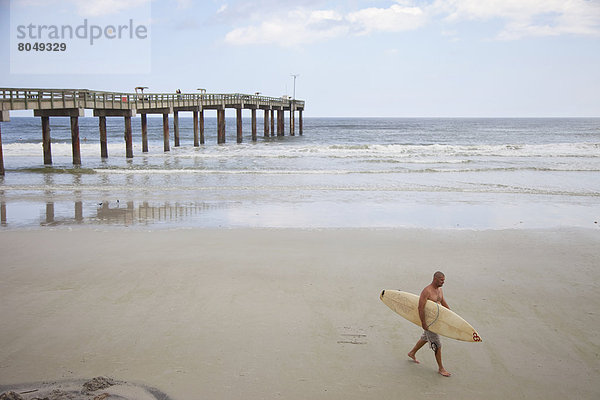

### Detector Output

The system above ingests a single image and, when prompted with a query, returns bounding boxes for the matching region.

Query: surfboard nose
[380,290,385,299]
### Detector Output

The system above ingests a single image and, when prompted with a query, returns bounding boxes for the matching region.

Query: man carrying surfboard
[407,271,451,377]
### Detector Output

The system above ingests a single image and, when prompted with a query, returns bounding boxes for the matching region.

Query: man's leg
[408,339,427,363]
[434,347,451,377]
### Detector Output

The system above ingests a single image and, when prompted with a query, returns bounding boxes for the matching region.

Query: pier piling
[0,111,7,175]
[41,116,51,165]
[277,109,284,137]
[35,108,85,165]
[93,109,136,159]
[217,109,226,144]
[236,108,243,144]
[271,109,275,137]
[70,115,81,165]
[200,110,205,145]
[264,110,269,138]
[141,114,148,152]
[163,113,170,152]
[0,123,4,176]
[173,111,180,147]
[124,115,133,159]
[193,110,199,147]
[290,106,295,137]
[251,108,257,141]
[99,116,108,158]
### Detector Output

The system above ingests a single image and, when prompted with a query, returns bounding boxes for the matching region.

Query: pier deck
[0,88,305,174]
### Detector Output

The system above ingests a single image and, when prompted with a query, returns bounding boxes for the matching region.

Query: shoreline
[1,198,598,231]
[1,227,599,399]
[1,220,599,233]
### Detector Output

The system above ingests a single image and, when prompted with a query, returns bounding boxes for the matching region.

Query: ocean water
[0,116,598,229]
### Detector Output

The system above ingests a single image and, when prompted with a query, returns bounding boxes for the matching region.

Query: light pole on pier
[290,74,299,136]
[290,74,299,100]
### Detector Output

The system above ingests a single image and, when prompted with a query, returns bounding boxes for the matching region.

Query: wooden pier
[0,88,305,175]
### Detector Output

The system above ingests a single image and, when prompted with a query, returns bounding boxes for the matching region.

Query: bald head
[432,271,445,287]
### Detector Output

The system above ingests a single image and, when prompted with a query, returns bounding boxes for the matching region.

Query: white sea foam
[3,141,599,159]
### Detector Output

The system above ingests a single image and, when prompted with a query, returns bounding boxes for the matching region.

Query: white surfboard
[380,290,482,342]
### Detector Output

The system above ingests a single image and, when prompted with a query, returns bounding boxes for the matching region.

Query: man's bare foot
[407,352,420,363]
[438,368,451,377]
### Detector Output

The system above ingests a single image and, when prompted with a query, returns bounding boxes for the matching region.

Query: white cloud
[223,0,600,46]
[224,8,349,46]
[432,0,600,39]
[347,4,427,34]
[224,1,427,46]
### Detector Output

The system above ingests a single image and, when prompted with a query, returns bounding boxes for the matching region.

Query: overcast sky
[1,0,599,117]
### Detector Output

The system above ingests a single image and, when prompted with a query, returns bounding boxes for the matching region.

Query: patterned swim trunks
[421,330,441,352]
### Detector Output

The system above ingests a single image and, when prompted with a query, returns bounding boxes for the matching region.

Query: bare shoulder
[420,284,434,298]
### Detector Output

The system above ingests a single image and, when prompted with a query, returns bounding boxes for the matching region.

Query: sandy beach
[1,228,599,399]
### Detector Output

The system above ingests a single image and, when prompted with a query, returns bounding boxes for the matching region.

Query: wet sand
[1,228,599,399]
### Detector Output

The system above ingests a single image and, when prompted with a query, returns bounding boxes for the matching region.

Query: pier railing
[0,88,305,112]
